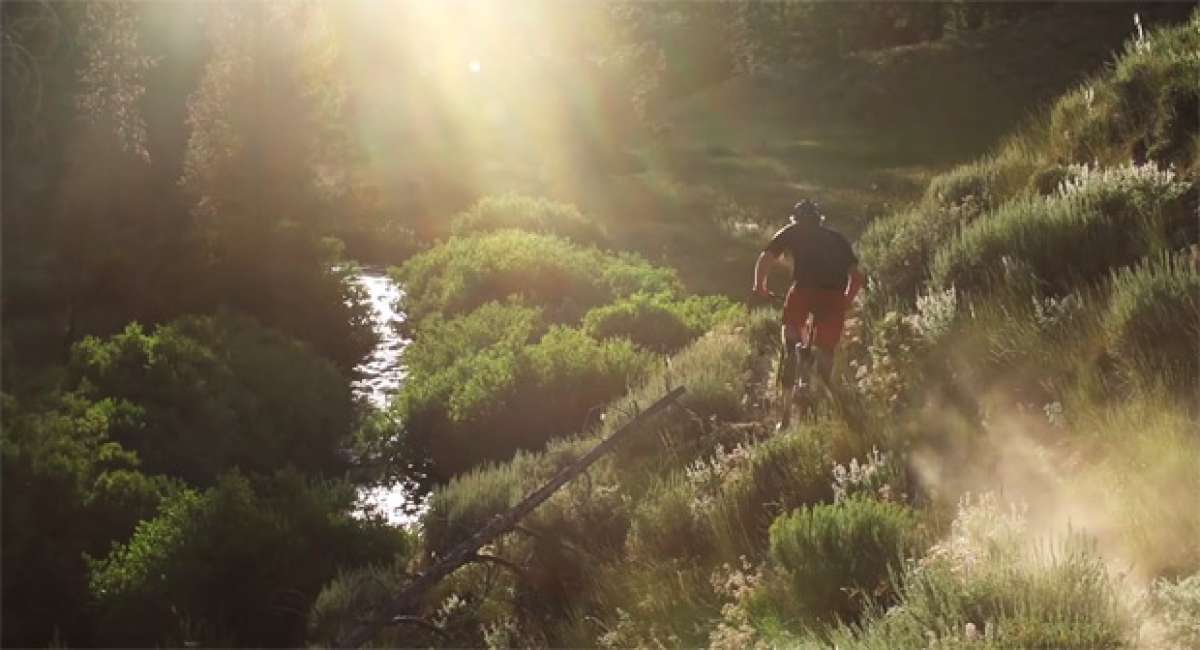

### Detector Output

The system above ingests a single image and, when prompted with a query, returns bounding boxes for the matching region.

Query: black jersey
[764,223,858,290]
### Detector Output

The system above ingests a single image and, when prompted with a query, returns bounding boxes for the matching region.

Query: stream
[348,267,429,527]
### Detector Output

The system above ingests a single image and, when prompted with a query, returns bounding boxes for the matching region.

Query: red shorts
[783,286,849,349]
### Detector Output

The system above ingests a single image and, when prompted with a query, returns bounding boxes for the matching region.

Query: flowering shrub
[685,442,755,517]
[853,311,923,411]
[1055,160,1182,199]
[917,492,1029,575]
[832,447,907,503]
[1033,292,1083,332]
[708,558,772,650]
[913,286,958,343]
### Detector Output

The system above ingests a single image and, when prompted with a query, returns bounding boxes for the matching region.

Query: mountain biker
[753,199,865,392]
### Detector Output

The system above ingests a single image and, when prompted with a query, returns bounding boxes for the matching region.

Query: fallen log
[334,385,687,648]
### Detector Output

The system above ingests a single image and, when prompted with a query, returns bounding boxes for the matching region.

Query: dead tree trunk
[334,386,687,648]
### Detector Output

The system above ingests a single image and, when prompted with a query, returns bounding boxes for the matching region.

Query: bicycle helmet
[789,199,824,225]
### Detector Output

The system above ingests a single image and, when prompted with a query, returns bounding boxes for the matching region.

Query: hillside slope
[313,11,1199,648]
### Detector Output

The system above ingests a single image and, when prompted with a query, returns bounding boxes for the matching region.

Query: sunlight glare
[468,59,482,74]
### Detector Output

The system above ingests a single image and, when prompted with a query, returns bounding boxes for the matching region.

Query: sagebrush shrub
[706,428,833,560]
[422,462,525,552]
[768,496,920,621]
[1103,252,1200,391]
[930,162,1191,294]
[627,476,709,560]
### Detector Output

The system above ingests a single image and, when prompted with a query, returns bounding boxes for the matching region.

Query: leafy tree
[88,470,409,647]
[69,313,355,486]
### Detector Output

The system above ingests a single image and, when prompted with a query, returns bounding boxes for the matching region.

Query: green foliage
[1103,252,1200,391]
[930,163,1192,294]
[88,470,407,648]
[450,194,609,245]
[404,302,545,378]
[394,230,681,327]
[69,312,353,485]
[398,323,655,477]
[769,497,921,622]
[583,293,739,353]
[865,13,1200,311]
[1,391,175,647]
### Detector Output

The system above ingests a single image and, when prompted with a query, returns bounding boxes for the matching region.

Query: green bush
[1104,252,1200,391]
[583,293,739,353]
[585,295,694,352]
[397,325,656,477]
[925,159,1000,209]
[930,163,1192,294]
[450,194,608,245]
[705,427,834,561]
[768,497,920,622]
[394,230,680,327]
[69,312,354,485]
[88,470,407,648]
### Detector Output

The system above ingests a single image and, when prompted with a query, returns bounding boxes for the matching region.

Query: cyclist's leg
[810,291,849,386]
[780,287,814,386]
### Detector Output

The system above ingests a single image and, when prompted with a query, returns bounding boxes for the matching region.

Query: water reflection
[347,267,429,527]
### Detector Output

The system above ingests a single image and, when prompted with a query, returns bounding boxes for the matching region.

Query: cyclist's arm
[754,250,780,294]
[845,264,865,304]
